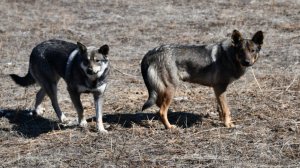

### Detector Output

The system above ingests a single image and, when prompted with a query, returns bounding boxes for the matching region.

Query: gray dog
[141,30,264,129]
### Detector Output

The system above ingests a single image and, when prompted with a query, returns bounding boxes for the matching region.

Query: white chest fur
[211,45,218,62]
[77,83,107,93]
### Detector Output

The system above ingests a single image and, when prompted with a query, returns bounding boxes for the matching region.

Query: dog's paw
[225,122,235,128]
[97,123,108,133]
[97,127,108,133]
[59,114,68,123]
[79,120,88,127]
[166,124,177,129]
[35,106,45,115]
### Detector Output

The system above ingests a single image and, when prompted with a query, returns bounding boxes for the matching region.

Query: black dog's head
[231,30,264,67]
[77,42,110,81]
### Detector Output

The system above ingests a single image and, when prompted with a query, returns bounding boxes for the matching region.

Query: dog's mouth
[86,68,97,75]
[241,60,253,67]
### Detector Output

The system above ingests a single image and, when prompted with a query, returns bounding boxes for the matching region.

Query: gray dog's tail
[142,91,157,111]
[10,71,35,87]
[141,56,157,111]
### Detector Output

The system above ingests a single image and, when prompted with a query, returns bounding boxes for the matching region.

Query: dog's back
[10,40,77,86]
[141,39,248,89]
[30,40,78,78]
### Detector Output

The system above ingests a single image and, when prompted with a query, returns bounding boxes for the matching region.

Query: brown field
[0,0,299,167]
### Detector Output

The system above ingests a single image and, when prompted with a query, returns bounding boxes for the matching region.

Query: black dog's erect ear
[77,42,87,53]
[252,31,264,45]
[98,44,109,55]
[231,29,243,46]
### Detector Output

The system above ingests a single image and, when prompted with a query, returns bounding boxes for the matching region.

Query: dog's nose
[242,60,251,66]
[87,68,94,75]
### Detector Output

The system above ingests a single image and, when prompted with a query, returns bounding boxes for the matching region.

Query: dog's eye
[250,49,255,53]
[95,59,100,62]
[83,60,89,66]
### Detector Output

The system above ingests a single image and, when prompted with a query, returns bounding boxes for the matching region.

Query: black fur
[98,44,109,55]
[10,72,35,87]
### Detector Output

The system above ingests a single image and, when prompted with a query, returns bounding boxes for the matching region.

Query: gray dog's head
[231,30,264,67]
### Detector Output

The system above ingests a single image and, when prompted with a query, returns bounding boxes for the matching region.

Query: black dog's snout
[241,60,251,67]
[87,68,94,75]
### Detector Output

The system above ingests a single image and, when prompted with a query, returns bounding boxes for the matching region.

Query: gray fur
[141,30,264,128]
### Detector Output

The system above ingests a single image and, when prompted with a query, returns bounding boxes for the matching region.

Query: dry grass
[0,0,299,167]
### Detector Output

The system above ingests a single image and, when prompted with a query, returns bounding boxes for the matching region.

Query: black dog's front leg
[68,89,87,127]
[93,92,107,133]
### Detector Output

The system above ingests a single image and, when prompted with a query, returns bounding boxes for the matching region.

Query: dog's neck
[84,75,98,88]
[80,67,107,89]
[220,43,247,79]
[230,52,247,79]
[65,49,79,83]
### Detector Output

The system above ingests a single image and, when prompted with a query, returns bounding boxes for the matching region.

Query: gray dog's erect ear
[98,44,109,55]
[231,29,243,46]
[77,42,87,53]
[252,31,264,45]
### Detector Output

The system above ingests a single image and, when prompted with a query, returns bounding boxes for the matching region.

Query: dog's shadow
[95,111,203,129]
[0,109,74,138]
[0,109,203,138]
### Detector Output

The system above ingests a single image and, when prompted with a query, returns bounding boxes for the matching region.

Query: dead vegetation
[0,0,299,167]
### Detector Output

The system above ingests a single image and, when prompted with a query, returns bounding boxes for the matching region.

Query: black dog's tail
[10,71,35,87]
